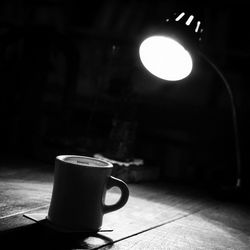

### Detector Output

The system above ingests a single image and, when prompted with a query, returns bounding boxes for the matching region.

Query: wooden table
[0,159,250,249]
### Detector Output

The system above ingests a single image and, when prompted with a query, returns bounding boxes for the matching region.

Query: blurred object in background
[0,1,249,191]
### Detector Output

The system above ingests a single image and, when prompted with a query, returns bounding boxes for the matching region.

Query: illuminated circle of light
[139,36,193,81]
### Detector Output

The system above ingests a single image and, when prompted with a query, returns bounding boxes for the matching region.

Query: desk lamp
[139,12,241,190]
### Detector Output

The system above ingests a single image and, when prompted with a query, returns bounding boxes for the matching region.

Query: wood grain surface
[0,163,249,249]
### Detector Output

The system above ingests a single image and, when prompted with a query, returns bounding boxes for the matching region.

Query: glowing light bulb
[139,36,193,81]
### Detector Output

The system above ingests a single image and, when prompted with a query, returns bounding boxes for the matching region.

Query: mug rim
[56,155,113,168]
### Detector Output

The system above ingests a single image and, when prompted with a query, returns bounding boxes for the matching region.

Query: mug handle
[103,176,129,214]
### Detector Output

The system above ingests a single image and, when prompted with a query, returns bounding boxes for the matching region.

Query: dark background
[0,1,249,192]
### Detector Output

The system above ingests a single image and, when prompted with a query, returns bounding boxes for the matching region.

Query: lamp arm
[199,52,241,189]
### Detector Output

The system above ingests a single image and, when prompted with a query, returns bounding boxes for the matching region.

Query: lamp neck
[199,51,241,189]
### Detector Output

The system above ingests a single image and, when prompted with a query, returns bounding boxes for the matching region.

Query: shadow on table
[0,223,114,249]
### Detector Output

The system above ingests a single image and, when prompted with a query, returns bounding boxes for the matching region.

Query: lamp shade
[139,12,203,81]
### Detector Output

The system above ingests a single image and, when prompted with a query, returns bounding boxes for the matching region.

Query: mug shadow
[0,222,114,250]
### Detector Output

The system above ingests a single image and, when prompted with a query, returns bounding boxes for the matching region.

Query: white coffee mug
[47,155,129,232]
